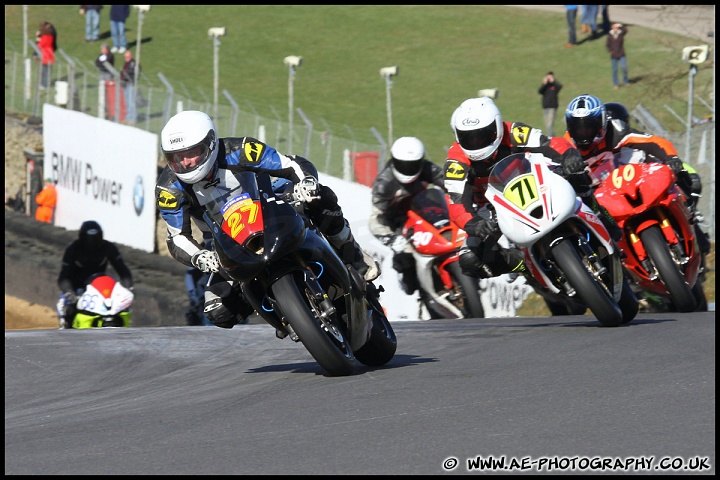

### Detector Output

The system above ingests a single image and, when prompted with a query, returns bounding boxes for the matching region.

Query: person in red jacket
[35,21,56,89]
[443,96,605,281]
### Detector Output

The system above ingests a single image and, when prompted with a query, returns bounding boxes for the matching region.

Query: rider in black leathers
[369,136,446,294]
[56,220,133,329]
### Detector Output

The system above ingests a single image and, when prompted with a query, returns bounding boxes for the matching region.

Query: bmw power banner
[43,104,158,252]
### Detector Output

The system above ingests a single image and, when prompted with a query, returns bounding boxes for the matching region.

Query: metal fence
[632,104,715,241]
[5,47,715,240]
[5,48,386,181]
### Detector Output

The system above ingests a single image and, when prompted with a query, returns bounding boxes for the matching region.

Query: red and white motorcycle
[485,152,638,327]
[400,185,485,319]
[57,274,134,328]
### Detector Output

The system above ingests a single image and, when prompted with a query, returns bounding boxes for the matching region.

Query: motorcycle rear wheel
[272,274,356,376]
[640,226,697,312]
[552,239,623,327]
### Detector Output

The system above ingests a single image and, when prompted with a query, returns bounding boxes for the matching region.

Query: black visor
[567,115,603,147]
[457,122,498,151]
[392,157,423,177]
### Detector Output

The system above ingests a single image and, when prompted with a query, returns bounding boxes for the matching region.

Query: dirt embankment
[5,295,58,330]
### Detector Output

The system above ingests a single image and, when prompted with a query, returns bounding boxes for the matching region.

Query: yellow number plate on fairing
[503,175,539,211]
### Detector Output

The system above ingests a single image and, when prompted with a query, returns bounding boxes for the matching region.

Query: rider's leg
[203,275,253,328]
[305,185,380,281]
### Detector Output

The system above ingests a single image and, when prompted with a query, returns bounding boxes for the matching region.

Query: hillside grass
[5,5,714,161]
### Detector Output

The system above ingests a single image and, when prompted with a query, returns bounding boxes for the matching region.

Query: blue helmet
[565,94,607,149]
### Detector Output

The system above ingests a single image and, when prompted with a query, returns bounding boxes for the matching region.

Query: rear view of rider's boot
[327,219,381,282]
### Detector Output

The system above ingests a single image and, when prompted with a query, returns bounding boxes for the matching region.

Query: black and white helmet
[390,136,425,184]
[161,111,219,184]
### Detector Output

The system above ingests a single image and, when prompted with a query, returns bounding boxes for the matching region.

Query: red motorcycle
[400,186,485,319]
[591,150,706,312]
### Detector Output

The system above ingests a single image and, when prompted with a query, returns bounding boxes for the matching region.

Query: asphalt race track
[5,312,715,475]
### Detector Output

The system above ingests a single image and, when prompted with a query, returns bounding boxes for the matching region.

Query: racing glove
[191,249,221,273]
[292,176,321,204]
[466,216,499,240]
[666,156,685,175]
[561,149,587,176]
[64,291,78,305]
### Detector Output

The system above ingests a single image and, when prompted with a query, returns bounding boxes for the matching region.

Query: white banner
[43,104,158,252]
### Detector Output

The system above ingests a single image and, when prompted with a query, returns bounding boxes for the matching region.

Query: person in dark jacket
[120,49,138,124]
[95,42,115,82]
[369,136,446,294]
[56,220,133,329]
[109,5,130,53]
[538,71,563,137]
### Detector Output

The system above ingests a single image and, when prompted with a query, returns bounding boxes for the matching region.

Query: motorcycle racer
[155,110,380,329]
[56,220,133,329]
[369,136,446,294]
[443,96,605,281]
[563,94,710,256]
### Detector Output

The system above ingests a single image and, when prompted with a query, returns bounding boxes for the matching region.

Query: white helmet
[390,136,425,184]
[161,111,219,184]
[450,97,503,162]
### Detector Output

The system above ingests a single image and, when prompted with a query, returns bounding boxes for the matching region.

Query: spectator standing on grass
[95,42,115,82]
[565,5,578,47]
[599,5,611,34]
[35,21,56,90]
[80,5,103,42]
[109,5,130,54]
[95,43,115,83]
[580,5,599,37]
[607,22,629,89]
[538,71,563,137]
[95,43,117,120]
[120,49,138,125]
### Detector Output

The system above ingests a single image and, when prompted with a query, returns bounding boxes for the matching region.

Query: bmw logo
[133,176,144,216]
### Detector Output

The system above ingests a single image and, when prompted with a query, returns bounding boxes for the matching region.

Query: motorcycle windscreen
[409,187,451,230]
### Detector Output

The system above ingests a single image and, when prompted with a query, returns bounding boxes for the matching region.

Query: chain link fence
[5,48,386,182]
[6,47,715,240]
[632,104,715,241]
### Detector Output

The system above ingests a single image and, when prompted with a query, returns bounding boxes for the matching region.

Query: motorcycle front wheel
[640,226,697,312]
[353,282,397,367]
[272,274,356,376]
[446,261,485,319]
[552,239,623,327]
